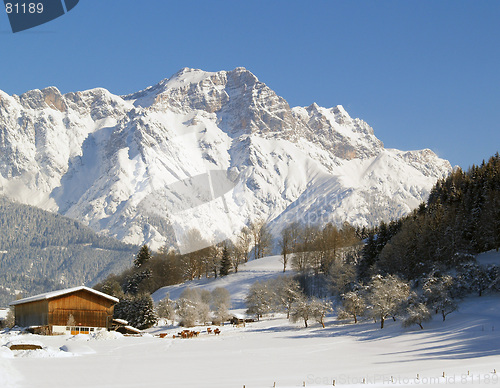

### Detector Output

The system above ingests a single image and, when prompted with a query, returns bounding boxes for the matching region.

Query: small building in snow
[10,286,119,335]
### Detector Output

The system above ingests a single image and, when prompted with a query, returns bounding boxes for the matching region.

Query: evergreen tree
[134,245,152,268]
[219,245,231,276]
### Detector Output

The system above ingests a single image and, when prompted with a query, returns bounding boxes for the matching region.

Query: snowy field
[1,253,499,388]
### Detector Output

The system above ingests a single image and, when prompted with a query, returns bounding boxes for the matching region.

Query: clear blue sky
[1,0,499,169]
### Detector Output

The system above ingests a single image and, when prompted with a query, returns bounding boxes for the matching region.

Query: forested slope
[361,153,500,279]
[0,197,138,306]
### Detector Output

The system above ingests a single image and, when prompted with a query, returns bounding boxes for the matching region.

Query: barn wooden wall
[48,290,115,328]
[15,290,116,329]
[15,300,49,327]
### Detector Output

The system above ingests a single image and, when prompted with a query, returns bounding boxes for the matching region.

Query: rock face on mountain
[0,68,451,250]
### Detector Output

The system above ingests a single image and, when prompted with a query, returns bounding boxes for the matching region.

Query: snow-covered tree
[114,294,158,330]
[245,280,273,320]
[457,261,490,297]
[157,293,176,324]
[177,288,211,326]
[274,276,302,318]
[200,289,212,306]
[338,290,366,324]
[487,265,500,292]
[4,307,14,328]
[367,274,410,329]
[403,302,431,329]
[123,269,152,295]
[290,294,312,328]
[134,244,152,268]
[176,298,200,327]
[423,274,458,321]
[66,313,76,327]
[310,297,333,328]
[211,287,231,324]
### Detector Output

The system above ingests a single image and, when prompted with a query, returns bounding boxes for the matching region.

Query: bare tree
[279,227,292,272]
[249,219,272,260]
[290,294,312,328]
[180,229,208,280]
[328,257,356,296]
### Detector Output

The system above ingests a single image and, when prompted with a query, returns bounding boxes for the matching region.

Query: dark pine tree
[219,245,231,277]
[134,245,152,268]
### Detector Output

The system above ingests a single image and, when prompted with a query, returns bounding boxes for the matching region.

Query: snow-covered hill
[152,254,288,310]
[0,68,451,250]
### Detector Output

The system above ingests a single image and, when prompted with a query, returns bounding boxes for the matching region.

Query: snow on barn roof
[9,286,119,306]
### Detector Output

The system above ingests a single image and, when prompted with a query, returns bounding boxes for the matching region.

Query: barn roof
[9,286,119,306]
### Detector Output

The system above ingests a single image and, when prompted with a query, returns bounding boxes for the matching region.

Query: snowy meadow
[1,254,499,388]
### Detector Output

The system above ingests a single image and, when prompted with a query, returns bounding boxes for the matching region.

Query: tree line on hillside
[359,153,500,280]
[94,221,361,298]
[94,222,360,329]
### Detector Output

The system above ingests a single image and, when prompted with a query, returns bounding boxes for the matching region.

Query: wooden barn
[9,286,119,335]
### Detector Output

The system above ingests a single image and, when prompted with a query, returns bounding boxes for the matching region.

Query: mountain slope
[0,197,137,306]
[0,68,451,251]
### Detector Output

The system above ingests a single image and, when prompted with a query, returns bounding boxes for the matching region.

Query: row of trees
[95,220,361,304]
[245,276,332,328]
[158,287,232,327]
[244,258,499,331]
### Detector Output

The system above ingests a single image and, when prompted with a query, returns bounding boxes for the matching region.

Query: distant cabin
[9,286,119,335]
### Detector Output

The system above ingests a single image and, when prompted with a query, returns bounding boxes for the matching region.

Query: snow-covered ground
[1,253,499,388]
[152,254,287,310]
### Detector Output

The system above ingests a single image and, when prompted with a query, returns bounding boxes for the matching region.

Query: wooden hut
[10,286,119,335]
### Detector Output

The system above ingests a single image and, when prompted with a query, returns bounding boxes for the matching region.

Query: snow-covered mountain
[0,67,451,250]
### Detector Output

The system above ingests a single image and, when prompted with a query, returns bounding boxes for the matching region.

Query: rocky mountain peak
[0,68,451,250]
